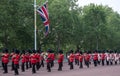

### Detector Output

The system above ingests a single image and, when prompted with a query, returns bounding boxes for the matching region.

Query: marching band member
[51,50,55,67]
[105,50,110,65]
[36,50,41,70]
[75,50,80,66]
[2,48,9,74]
[93,50,98,67]
[84,51,90,68]
[79,51,83,68]
[40,51,45,67]
[13,49,20,75]
[69,50,74,70]
[10,49,15,71]
[31,50,37,74]
[21,50,26,72]
[101,51,106,66]
[114,51,119,65]
[46,49,52,72]
[58,50,64,71]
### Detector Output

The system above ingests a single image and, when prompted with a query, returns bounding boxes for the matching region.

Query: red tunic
[46,53,52,63]
[58,54,64,63]
[3,53,9,64]
[21,54,26,63]
[11,53,15,62]
[69,54,74,62]
[14,54,20,64]
[51,53,55,61]
[79,55,83,62]
[101,53,106,60]
[36,53,41,63]
[10,53,15,62]
[85,54,90,61]
[31,54,37,64]
[26,54,30,62]
[75,53,80,60]
[93,53,98,60]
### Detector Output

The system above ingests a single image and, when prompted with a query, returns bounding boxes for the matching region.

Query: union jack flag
[37,2,49,36]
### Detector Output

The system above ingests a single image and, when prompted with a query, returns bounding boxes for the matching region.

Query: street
[0,62,120,76]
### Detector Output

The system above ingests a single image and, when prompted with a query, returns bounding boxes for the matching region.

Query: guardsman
[51,50,55,67]
[98,51,101,65]
[21,50,26,72]
[26,50,30,69]
[58,50,64,71]
[3,48,9,74]
[101,51,106,66]
[105,50,110,65]
[69,50,74,70]
[93,50,98,67]
[46,49,52,72]
[79,51,83,68]
[13,49,20,75]
[84,51,90,68]
[31,50,37,74]
[36,50,41,70]
[110,51,114,65]
[40,51,45,67]
[114,51,119,65]
[66,51,70,65]
[10,49,15,71]
[75,50,80,66]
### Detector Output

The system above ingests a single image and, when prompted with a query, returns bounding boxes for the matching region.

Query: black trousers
[14,64,19,75]
[75,59,79,65]
[11,61,14,70]
[26,62,29,69]
[47,62,51,72]
[21,63,25,72]
[18,63,19,69]
[3,63,8,73]
[41,60,44,67]
[36,62,40,70]
[94,60,98,67]
[98,60,101,65]
[85,60,89,68]
[58,62,63,71]
[79,62,83,68]
[2,62,4,70]
[102,60,104,66]
[70,62,73,70]
[115,61,117,65]
[32,63,36,73]
[51,60,54,67]
[106,60,109,65]
[110,60,113,65]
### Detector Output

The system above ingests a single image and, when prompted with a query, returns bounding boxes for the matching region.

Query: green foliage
[0,0,120,52]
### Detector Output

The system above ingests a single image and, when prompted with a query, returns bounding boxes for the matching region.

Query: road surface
[0,63,120,76]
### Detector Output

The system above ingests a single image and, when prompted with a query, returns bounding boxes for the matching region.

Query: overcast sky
[77,0,120,14]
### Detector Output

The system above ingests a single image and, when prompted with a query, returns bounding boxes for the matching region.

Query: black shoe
[58,69,62,71]
[15,73,19,75]
[3,72,7,74]
[48,70,51,72]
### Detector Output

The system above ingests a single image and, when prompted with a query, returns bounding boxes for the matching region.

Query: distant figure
[58,50,64,71]
[2,48,9,74]
[69,50,74,70]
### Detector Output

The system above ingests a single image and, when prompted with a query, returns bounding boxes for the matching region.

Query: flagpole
[34,0,37,50]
